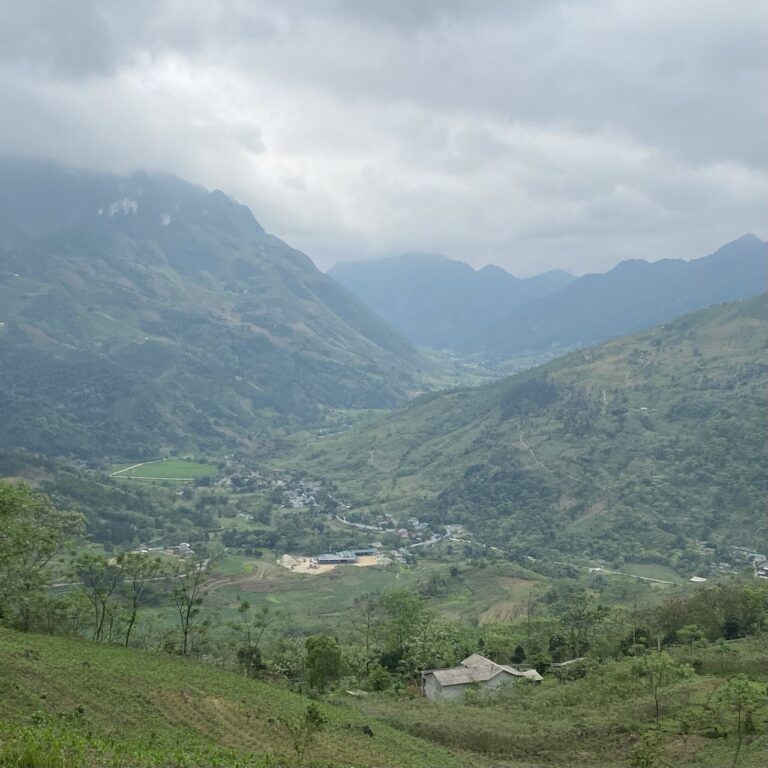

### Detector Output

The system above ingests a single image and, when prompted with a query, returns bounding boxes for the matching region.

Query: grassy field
[0,627,491,768]
[621,562,684,583]
[110,458,218,481]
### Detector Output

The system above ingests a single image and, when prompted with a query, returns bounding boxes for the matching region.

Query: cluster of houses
[694,543,768,579]
[421,654,542,701]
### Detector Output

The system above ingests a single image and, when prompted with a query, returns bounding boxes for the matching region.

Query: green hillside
[0,627,487,768]
[0,161,428,460]
[286,295,768,569]
[2,623,766,768]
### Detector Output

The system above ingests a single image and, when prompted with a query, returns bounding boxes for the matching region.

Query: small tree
[74,554,121,642]
[627,731,665,768]
[715,675,762,768]
[677,624,705,653]
[305,635,342,692]
[367,664,390,692]
[230,599,274,677]
[171,561,207,656]
[278,702,326,764]
[632,652,691,728]
[117,553,166,647]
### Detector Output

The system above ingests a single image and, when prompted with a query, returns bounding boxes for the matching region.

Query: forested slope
[289,295,768,569]
[0,160,427,459]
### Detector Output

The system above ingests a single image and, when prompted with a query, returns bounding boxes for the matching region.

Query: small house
[421,654,542,701]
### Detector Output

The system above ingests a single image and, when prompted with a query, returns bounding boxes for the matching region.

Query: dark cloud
[0,0,765,274]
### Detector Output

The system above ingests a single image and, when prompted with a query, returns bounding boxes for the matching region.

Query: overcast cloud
[0,0,766,274]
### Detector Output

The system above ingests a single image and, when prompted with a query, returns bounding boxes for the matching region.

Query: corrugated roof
[430,665,504,685]
[424,654,543,687]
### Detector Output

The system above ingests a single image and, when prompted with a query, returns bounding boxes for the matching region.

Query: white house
[421,653,542,701]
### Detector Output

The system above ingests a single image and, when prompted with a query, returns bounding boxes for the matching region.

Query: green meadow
[110,458,217,481]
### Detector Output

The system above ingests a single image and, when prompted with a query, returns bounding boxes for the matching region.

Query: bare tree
[172,560,207,656]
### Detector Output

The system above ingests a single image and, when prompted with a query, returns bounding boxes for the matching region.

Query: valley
[0,164,765,768]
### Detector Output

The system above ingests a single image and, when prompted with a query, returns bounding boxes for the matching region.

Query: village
[172,458,768,585]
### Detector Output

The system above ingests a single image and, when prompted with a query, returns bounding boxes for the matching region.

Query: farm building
[353,548,376,556]
[315,551,358,564]
[421,654,542,701]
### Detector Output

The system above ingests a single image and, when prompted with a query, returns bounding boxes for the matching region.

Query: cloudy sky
[0,0,766,274]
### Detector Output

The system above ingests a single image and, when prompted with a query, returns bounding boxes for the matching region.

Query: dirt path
[110,461,150,477]
[517,426,584,484]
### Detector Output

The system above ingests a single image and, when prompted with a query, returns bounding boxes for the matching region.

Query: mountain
[328,253,574,349]
[287,294,768,568]
[474,235,768,360]
[0,160,427,459]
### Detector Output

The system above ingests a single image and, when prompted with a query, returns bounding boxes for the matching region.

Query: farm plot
[110,459,217,481]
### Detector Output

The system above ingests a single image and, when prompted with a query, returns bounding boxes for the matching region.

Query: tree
[715,675,762,768]
[172,560,207,656]
[116,553,166,646]
[402,619,466,677]
[677,624,706,653]
[0,482,83,629]
[632,652,691,728]
[627,731,665,768]
[231,599,274,677]
[378,589,425,656]
[271,636,306,681]
[73,554,121,642]
[278,702,326,764]
[349,596,381,674]
[305,635,342,692]
[555,590,598,658]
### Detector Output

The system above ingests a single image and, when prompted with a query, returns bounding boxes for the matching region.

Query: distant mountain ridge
[328,253,574,349]
[476,234,768,359]
[0,160,427,458]
[330,237,767,361]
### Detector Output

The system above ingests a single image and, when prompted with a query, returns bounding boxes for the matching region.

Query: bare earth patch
[278,554,337,575]
[278,553,390,575]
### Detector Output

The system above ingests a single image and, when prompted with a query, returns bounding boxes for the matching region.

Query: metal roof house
[421,654,542,701]
[315,551,358,564]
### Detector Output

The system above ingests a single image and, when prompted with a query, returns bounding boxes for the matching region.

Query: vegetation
[286,295,768,568]
[110,459,217,481]
[0,162,430,461]
[1,478,767,766]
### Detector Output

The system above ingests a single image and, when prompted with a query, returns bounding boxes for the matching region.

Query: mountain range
[287,294,768,566]
[330,236,768,362]
[328,253,574,349]
[0,160,426,459]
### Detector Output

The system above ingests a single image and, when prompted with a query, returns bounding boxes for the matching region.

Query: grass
[110,459,217,481]
[344,641,768,767]
[5,627,764,768]
[0,627,488,768]
[621,562,683,583]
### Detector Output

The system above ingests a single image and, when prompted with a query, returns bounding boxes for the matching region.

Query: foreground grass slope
[287,295,768,566]
[0,628,486,768]
[2,628,765,768]
[347,638,768,768]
